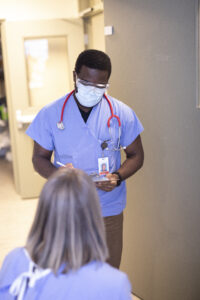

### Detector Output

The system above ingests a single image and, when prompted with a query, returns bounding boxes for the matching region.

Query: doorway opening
[0,8,105,198]
[0,27,14,188]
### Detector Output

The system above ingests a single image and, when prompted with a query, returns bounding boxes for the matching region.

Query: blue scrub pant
[104,212,123,269]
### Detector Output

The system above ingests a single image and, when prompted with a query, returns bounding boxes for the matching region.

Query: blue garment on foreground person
[0,168,132,300]
[0,248,131,300]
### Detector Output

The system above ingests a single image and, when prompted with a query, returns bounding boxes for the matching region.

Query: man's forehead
[78,66,109,82]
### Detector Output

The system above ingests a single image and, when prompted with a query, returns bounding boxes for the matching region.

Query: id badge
[98,157,109,175]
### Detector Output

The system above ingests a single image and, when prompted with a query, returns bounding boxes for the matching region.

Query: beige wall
[0,0,79,20]
[84,12,105,51]
[104,0,200,300]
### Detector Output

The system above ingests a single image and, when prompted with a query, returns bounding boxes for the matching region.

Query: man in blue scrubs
[26,49,144,269]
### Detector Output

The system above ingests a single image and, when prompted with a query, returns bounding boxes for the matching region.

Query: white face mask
[75,80,106,107]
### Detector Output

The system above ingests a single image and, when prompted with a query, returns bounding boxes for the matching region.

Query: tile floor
[0,158,141,300]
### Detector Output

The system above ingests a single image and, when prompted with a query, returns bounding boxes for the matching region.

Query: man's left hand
[95,173,118,192]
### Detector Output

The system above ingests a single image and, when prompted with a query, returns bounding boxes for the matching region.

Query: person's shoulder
[106,94,134,114]
[2,247,24,262]
[106,94,139,126]
[41,94,68,113]
[80,261,129,284]
[100,263,131,296]
[0,247,27,288]
[32,94,69,125]
[82,262,132,296]
[0,247,29,271]
[99,262,129,280]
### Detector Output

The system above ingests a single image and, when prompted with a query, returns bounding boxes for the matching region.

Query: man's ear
[73,70,76,82]
[73,71,78,92]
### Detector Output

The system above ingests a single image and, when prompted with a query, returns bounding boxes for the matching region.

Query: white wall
[0,0,79,21]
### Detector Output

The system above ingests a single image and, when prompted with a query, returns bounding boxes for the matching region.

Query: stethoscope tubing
[59,90,75,126]
[57,90,121,130]
[103,94,121,128]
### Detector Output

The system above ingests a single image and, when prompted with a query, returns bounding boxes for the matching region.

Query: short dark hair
[75,49,112,79]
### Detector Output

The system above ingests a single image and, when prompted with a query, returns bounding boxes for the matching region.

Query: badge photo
[98,157,109,175]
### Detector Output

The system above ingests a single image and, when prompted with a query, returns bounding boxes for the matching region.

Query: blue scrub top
[26,93,144,217]
[0,247,132,300]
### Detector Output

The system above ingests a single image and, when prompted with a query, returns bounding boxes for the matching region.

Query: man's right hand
[64,163,74,169]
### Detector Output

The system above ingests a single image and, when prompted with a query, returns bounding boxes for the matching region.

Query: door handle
[16,110,36,128]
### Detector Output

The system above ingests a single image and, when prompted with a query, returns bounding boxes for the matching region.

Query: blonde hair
[26,168,108,274]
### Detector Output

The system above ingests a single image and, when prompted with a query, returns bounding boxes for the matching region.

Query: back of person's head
[26,168,108,274]
[75,49,112,79]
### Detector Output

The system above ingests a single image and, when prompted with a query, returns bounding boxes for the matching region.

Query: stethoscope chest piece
[57,122,65,130]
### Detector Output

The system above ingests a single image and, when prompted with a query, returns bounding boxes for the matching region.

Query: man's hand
[64,163,74,169]
[95,173,119,192]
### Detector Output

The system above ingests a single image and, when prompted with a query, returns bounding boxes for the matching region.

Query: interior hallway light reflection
[24,39,49,89]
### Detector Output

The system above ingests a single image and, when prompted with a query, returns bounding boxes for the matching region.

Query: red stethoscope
[57,89,121,128]
[57,90,122,150]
